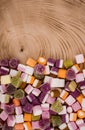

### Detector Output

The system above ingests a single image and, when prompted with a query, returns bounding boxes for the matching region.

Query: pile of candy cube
[0,54,85,130]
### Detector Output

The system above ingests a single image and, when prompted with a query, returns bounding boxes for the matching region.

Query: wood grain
[0,0,85,64]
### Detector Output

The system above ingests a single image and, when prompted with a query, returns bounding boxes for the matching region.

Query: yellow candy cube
[1,75,11,84]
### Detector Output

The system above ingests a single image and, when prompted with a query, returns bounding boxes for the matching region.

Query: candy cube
[41,103,49,111]
[33,79,42,88]
[15,106,22,115]
[51,100,63,113]
[76,119,84,126]
[71,64,80,73]
[32,88,41,97]
[51,115,62,127]
[76,73,84,83]
[75,54,84,64]
[44,65,50,75]
[42,111,50,119]
[59,123,68,130]
[46,94,56,104]
[44,76,52,84]
[24,113,32,122]
[24,122,32,130]
[50,67,58,76]
[17,64,26,72]
[25,85,33,95]
[21,73,28,82]
[55,59,63,68]
[15,114,24,123]
[26,58,37,67]
[68,81,77,92]
[64,59,73,69]
[1,75,11,84]
[33,105,42,116]
[60,90,69,100]
[65,95,76,106]
[0,94,10,103]
[51,78,65,88]
[0,111,8,121]
[25,66,34,75]
[81,98,85,108]
[32,115,41,121]
[10,69,18,77]
[58,69,66,79]
[7,115,15,127]
[72,102,81,112]
[59,106,67,115]
[70,113,77,121]
[68,122,77,130]
[27,76,35,84]
[47,58,55,66]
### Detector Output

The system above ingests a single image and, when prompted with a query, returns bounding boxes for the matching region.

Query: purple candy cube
[23,103,33,113]
[41,83,51,92]
[0,59,9,67]
[70,89,80,98]
[20,97,28,106]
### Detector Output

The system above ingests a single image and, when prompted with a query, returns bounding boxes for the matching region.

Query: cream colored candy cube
[1,75,11,84]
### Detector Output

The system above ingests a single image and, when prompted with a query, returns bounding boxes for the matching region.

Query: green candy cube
[51,115,62,127]
[51,100,63,113]
[11,76,22,88]
[32,115,41,121]
[64,60,73,69]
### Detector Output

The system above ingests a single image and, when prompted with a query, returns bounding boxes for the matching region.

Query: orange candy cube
[58,69,67,79]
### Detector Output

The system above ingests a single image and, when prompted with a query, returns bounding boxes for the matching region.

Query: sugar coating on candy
[0,55,85,130]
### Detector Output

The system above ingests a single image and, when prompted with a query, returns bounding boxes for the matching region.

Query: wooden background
[0,0,85,64]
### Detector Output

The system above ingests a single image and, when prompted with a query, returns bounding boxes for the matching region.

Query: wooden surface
[0,0,85,63]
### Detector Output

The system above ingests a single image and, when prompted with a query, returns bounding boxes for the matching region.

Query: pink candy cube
[68,122,78,130]
[72,102,81,112]
[46,95,56,104]
[32,88,41,97]
[33,105,42,116]
[42,111,50,119]
[76,73,84,83]
[7,115,15,127]
[65,95,76,106]
[25,85,33,95]
[0,111,8,121]
[15,106,22,115]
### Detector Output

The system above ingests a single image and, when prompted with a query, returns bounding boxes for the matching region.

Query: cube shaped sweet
[21,73,28,82]
[32,88,41,97]
[59,106,67,115]
[25,85,33,95]
[25,66,34,75]
[71,64,80,73]
[15,114,24,123]
[70,113,77,121]
[1,75,11,84]
[0,111,8,121]
[47,58,55,66]
[33,105,42,116]
[76,73,84,83]
[55,59,63,68]
[65,95,76,106]
[44,65,50,75]
[7,115,15,127]
[75,54,84,64]
[68,122,77,130]
[15,106,22,115]
[72,102,81,112]
[42,111,50,119]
